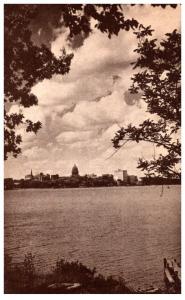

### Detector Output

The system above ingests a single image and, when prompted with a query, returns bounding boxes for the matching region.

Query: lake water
[4,185,181,290]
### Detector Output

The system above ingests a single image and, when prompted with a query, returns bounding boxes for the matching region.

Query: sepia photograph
[4,2,181,294]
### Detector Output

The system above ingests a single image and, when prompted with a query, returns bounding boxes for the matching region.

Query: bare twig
[105,140,129,160]
[152,143,156,160]
[160,184,164,197]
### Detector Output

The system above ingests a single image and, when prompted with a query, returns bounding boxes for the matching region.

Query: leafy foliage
[4,4,140,160]
[4,253,131,293]
[4,253,37,292]
[131,4,177,9]
[112,25,181,178]
[4,5,74,160]
[54,258,96,284]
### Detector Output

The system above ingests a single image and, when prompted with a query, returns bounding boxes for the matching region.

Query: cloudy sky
[5,5,181,179]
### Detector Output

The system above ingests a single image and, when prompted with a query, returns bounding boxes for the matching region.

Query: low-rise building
[33,173,43,181]
[114,169,128,183]
[25,170,33,180]
[86,174,97,179]
[42,174,51,181]
[51,174,59,181]
[123,170,128,182]
[114,169,124,181]
[128,175,138,185]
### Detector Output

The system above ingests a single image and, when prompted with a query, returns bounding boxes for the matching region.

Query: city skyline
[7,165,137,181]
[4,4,181,294]
[4,5,180,180]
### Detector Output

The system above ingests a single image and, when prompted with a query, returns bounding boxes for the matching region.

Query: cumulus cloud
[23,146,49,160]
[32,74,114,108]
[125,5,181,38]
[124,91,141,106]
[9,104,47,125]
[60,89,154,131]
[5,5,181,179]
[32,79,77,107]
[56,130,95,144]
[60,91,125,129]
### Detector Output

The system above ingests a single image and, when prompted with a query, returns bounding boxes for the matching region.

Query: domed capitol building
[71,164,79,177]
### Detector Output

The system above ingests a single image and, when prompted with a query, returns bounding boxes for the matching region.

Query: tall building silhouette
[71,164,79,177]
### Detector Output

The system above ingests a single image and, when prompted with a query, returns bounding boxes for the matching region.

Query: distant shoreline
[4,183,181,191]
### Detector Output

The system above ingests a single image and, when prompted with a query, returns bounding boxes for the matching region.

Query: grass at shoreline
[4,253,133,294]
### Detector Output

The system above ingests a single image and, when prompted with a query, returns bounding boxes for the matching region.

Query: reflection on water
[4,185,180,290]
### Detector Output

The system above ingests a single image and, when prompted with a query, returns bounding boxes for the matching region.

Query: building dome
[72,164,79,176]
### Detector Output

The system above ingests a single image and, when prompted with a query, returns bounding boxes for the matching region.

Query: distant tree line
[4,175,116,190]
[140,176,180,186]
[4,175,180,190]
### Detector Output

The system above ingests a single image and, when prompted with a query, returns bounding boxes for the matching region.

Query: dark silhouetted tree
[4,4,140,160]
[112,25,181,178]
[4,5,74,160]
